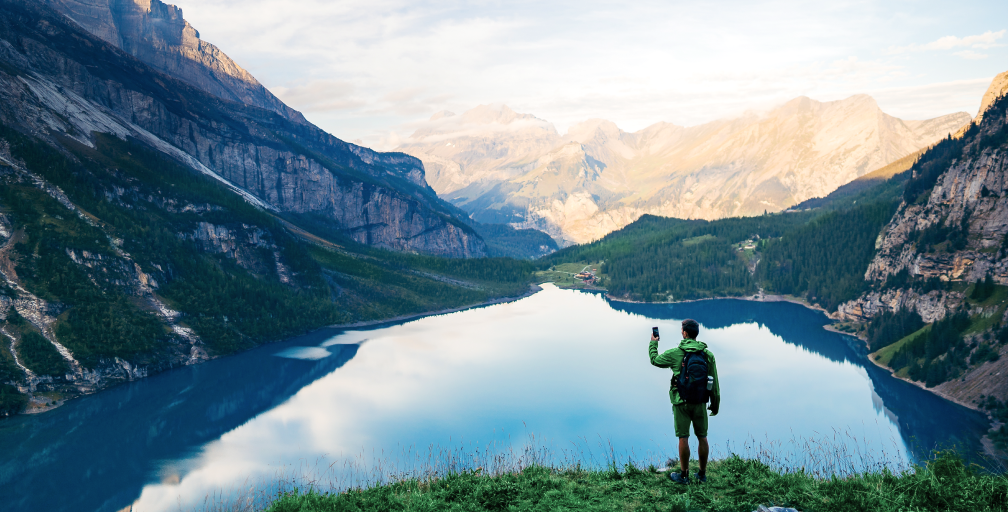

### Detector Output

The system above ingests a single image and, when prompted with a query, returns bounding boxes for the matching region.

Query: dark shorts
[673,402,708,438]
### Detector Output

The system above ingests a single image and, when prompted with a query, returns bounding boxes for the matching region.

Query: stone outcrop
[835,288,963,323]
[835,70,1008,324]
[401,98,971,245]
[45,0,306,123]
[974,70,1008,126]
[0,0,486,258]
[829,72,1008,436]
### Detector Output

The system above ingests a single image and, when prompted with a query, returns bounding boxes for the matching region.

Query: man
[648,318,720,484]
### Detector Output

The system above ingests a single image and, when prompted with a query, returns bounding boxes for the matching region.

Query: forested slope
[0,0,556,417]
[543,169,905,307]
[0,126,535,416]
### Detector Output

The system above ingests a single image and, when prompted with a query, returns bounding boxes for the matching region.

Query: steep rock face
[837,73,1008,323]
[403,98,971,245]
[863,143,1008,286]
[975,70,1008,126]
[0,0,485,257]
[45,0,305,123]
[835,288,964,323]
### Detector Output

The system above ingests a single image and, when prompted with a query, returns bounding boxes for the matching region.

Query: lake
[0,284,991,511]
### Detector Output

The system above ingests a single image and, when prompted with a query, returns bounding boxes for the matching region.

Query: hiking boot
[694,471,707,484]
[668,472,690,485]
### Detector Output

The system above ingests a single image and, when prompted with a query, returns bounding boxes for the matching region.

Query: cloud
[172,0,1008,146]
[924,30,1005,50]
[401,104,557,144]
[953,50,988,60]
[888,29,1006,55]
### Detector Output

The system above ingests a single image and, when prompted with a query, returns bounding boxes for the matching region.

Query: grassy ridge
[873,325,930,367]
[265,452,1006,512]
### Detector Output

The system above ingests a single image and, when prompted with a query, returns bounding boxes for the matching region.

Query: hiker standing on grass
[649,318,721,485]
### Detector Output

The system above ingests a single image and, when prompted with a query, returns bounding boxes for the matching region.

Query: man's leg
[697,436,709,473]
[672,405,693,482]
[691,403,710,477]
[678,437,690,474]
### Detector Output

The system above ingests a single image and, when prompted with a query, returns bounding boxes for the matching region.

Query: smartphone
[652,326,659,339]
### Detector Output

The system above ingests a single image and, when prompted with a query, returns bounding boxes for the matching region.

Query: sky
[170,0,1008,149]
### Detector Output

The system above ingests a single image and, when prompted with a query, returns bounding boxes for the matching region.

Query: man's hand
[708,404,719,416]
[651,334,659,342]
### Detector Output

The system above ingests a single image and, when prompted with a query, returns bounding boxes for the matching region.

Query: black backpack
[676,349,709,404]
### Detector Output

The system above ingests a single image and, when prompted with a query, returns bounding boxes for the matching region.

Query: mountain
[839,73,1008,321]
[0,0,545,417]
[408,105,562,194]
[0,0,486,258]
[974,70,1008,126]
[45,0,305,123]
[540,69,1008,456]
[400,99,971,245]
[828,72,1008,438]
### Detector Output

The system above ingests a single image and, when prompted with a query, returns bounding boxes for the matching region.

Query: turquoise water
[0,284,990,511]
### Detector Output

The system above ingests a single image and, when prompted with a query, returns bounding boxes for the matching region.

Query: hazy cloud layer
[173,0,1008,149]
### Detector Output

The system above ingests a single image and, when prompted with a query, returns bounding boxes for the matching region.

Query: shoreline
[863,350,978,410]
[602,288,831,315]
[595,283,1005,462]
[12,284,545,417]
[863,346,1006,462]
[329,284,544,330]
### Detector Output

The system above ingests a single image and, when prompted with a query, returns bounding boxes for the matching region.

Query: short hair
[682,319,699,339]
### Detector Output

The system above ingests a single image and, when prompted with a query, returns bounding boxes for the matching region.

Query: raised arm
[648,337,679,368]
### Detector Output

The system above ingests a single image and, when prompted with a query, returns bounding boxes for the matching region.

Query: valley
[0,0,1006,509]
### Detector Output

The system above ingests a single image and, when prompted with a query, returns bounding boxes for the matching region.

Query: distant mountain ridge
[399,99,972,245]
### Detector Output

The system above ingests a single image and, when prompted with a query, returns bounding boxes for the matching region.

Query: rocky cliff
[0,0,486,258]
[833,71,1008,422]
[401,99,971,245]
[838,82,1008,321]
[45,0,305,123]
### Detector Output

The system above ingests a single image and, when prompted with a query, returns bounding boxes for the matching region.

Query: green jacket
[649,338,721,408]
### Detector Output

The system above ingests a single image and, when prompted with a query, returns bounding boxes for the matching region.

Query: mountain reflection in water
[0,328,361,512]
[0,285,992,512]
[608,298,990,465]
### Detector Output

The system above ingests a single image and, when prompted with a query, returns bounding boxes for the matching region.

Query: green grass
[681,234,716,246]
[535,262,603,289]
[872,325,929,367]
[963,285,1008,335]
[264,452,1007,512]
